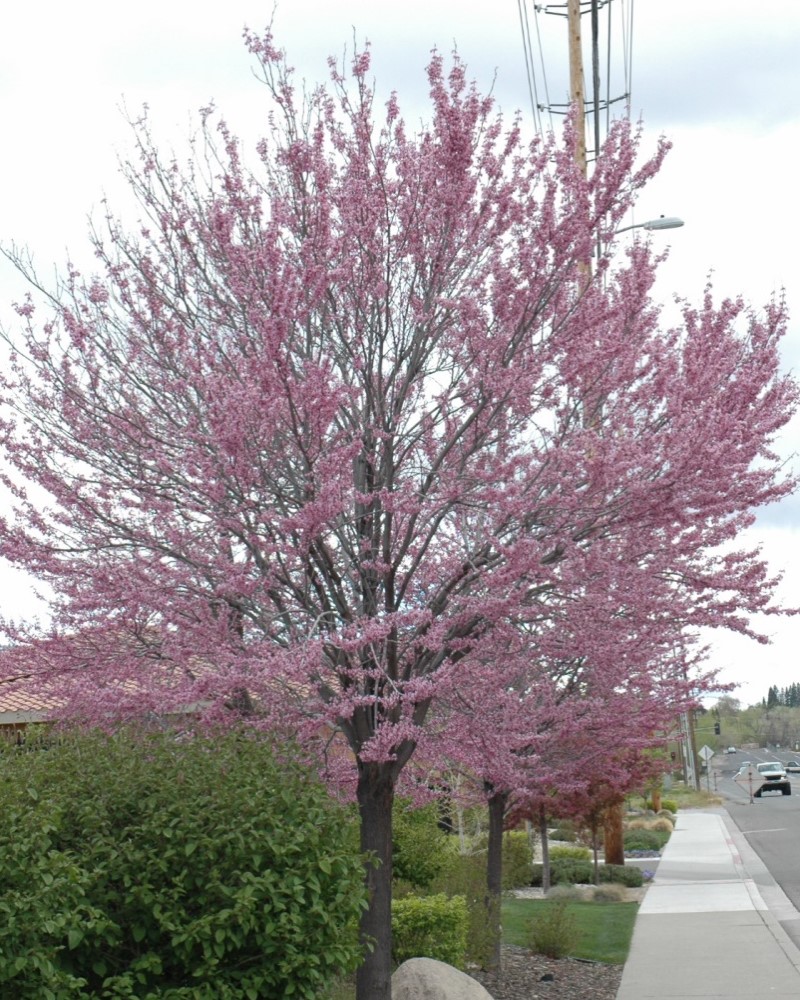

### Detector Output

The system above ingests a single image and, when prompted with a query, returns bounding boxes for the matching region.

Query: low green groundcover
[502,898,638,965]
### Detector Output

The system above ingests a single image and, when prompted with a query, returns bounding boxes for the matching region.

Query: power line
[522,0,632,160]
[517,0,542,133]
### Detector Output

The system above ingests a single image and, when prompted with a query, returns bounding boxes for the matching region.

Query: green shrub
[393,800,452,889]
[428,852,495,968]
[660,799,678,814]
[549,844,591,862]
[528,899,579,958]
[466,828,535,889]
[391,894,469,968]
[501,830,535,889]
[623,828,670,852]
[531,860,643,888]
[0,728,367,999]
[600,864,644,887]
[549,821,577,842]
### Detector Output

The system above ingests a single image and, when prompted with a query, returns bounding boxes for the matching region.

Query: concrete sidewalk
[616,808,800,999]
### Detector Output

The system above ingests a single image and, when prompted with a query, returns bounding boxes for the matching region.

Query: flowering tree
[0,32,796,999]
[429,588,711,967]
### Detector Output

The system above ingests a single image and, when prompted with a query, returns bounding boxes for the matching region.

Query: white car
[784,760,800,774]
[754,762,791,797]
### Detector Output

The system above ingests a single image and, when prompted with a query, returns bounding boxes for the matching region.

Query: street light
[616,215,685,235]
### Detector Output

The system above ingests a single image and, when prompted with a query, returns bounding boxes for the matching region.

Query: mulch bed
[469,945,623,1000]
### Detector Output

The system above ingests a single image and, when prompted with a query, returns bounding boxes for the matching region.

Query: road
[711,747,800,947]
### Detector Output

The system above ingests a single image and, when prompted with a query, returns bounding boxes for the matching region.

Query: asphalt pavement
[616,808,800,999]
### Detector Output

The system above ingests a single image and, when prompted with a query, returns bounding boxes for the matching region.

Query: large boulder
[392,957,495,1000]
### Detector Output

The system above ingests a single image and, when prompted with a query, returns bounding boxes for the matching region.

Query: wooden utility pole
[567,0,588,177]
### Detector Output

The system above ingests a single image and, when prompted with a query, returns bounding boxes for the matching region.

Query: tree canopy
[1,32,796,999]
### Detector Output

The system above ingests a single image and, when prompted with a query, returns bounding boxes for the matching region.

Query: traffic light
[714,722,720,735]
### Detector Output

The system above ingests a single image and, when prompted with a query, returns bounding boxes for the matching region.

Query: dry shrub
[546,884,586,902]
[624,816,673,833]
[590,883,629,903]
[649,817,674,833]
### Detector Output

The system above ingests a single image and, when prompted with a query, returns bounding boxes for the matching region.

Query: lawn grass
[322,976,356,1000]
[644,783,722,809]
[502,897,639,965]
[323,892,641,994]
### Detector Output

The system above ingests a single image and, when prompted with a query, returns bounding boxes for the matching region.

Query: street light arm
[615,215,685,235]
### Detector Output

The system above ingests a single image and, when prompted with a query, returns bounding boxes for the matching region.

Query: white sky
[1,0,798,708]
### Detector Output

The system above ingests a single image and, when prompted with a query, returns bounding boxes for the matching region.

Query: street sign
[698,745,715,762]
[733,766,766,801]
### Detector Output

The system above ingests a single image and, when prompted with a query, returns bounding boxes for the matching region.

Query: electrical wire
[519,0,634,143]
[532,3,555,133]
[621,0,634,114]
[517,0,542,134]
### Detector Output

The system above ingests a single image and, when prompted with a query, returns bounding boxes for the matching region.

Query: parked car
[726,746,736,754]
[754,762,791,797]
[784,760,800,774]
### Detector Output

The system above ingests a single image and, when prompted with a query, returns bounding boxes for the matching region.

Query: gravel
[469,946,623,1000]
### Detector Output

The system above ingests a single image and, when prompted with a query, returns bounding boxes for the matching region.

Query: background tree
[0,31,796,1000]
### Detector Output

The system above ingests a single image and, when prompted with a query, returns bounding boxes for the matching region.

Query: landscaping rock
[392,957,495,999]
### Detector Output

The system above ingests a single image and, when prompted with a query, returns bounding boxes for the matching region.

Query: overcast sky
[1,0,798,709]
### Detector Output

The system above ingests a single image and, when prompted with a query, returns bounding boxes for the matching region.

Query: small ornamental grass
[590,883,630,903]
[545,884,586,902]
[649,817,675,833]
[502,898,639,965]
[527,899,579,959]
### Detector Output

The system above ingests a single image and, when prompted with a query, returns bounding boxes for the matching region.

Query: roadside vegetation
[0,727,686,998]
[502,897,638,964]
[0,729,367,1000]
[655,784,722,809]
[687,693,800,760]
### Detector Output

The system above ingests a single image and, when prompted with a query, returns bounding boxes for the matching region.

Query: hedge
[531,860,643,888]
[391,894,469,968]
[392,800,452,889]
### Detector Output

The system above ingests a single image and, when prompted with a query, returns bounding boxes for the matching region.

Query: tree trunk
[651,787,662,812]
[603,797,625,866]
[484,787,508,970]
[355,762,396,1000]
[538,806,551,895]
[456,801,466,853]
